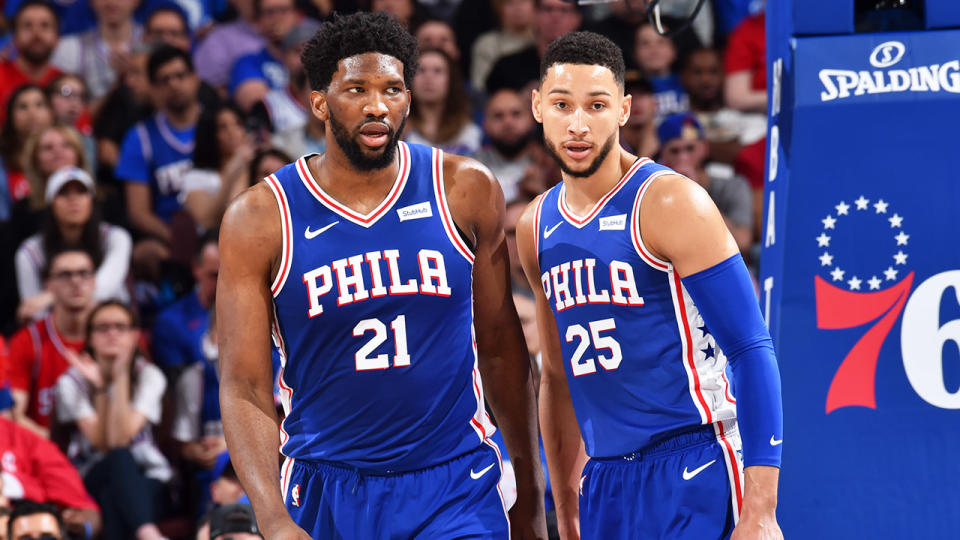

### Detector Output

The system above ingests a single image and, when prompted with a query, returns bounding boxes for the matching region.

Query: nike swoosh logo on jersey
[682,459,717,480]
[544,221,562,238]
[770,435,783,446]
[470,463,495,480]
[305,221,339,239]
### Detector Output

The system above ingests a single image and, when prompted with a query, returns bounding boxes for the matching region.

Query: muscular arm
[641,175,782,538]
[515,196,589,540]
[218,184,306,538]
[445,156,546,539]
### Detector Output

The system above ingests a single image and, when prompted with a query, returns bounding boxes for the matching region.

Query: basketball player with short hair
[217,12,546,540]
[516,32,784,539]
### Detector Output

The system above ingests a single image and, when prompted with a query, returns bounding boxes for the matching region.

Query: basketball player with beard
[516,32,783,539]
[217,12,546,540]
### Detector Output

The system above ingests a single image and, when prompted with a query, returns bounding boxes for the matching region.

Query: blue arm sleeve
[681,253,783,468]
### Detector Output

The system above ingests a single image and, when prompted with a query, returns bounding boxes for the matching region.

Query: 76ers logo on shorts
[813,196,914,413]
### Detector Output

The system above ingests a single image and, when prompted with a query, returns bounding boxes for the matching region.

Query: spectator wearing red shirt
[0,416,101,538]
[724,11,766,113]
[8,249,95,437]
[0,0,62,124]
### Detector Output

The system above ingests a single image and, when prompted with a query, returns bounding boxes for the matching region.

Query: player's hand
[730,509,783,540]
[508,489,548,540]
[261,518,312,540]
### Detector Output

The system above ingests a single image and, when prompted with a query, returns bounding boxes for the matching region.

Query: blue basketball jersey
[266,142,494,473]
[116,112,195,222]
[535,158,738,458]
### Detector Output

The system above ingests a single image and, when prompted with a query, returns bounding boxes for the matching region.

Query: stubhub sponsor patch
[397,201,433,221]
[599,214,627,231]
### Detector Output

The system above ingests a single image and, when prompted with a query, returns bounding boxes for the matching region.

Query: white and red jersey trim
[532,192,547,258]
[669,270,712,425]
[629,170,675,272]
[557,157,650,229]
[432,148,475,264]
[264,174,293,297]
[483,437,512,540]
[714,420,744,524]
[295,142,412,228]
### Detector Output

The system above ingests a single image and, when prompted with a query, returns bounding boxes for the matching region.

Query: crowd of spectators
[0,0,769,538]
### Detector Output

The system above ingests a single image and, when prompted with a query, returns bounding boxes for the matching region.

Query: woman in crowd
[248,148,293,185]
[46,75,97,168]
[0,85,54,203]
[55,300,170,540]
[405,48,482,156]
[22,124,90,211]
[15,166,131,322]
[180,104,255,231]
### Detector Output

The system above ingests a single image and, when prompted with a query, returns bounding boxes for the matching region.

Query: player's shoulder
[641,171,715,218]
[220,181,283,246]
[440,151,498,195]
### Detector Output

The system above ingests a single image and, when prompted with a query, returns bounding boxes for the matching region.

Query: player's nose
[362,91,390,117]
[567,108,590,136]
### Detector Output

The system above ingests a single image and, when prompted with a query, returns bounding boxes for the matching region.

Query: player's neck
[561,147,638,214]
[310,143,401,209]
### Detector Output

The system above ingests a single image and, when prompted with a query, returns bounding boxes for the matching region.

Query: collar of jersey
[557,157,650,229]
[295,141,411,228]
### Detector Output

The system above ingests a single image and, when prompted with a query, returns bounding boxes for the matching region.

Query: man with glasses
[7,501,63,540]
[116,45,201,282]
[7,250,95,438]
[656,112,753,254]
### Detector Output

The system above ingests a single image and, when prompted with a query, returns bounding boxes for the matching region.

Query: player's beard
[328,110,407,172]
[543,132,617,179]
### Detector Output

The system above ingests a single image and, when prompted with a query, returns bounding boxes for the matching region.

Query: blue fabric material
[152,290,208,370]
[284,444,509,539]
[681,254,783,467]
[579,426,738,540]
[229,48,287,96]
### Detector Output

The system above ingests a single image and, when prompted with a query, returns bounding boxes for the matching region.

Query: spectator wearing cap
[51,0,144,102]
[633,22,688,122]
[15,166,132,322]
[208,504,261,540]
[0,416,101,538]
[657,113,753,254]
[228,0,301,112]
[0,1,62,124]
[54,300,170,540]
[7,501,64,540]
[620,72,659,159]
[250,19,325,158]
[470,0,535,93]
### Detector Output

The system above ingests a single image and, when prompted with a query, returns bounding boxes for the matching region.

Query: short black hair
[12,0,58,31]
[148,44,194,84]
[43,247,94,280]
[145,1,190,32]
[301,11,419,92]
[8,501,63,540]
[540,31,626,89]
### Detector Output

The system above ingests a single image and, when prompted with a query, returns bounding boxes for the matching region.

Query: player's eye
[592,102,606,110]
[386,87,402,95]
[554,101,568,110]
[348,87,364,93]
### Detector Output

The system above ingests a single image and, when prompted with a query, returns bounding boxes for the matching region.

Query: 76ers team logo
[814,196,914,413]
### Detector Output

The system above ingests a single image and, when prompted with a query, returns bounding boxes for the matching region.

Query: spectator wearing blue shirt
[152,231,218,376]
[633,21,689,123]
[229,0,299,111]
[116,45,201,281]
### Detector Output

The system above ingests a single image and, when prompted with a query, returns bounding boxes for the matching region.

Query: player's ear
[311,90,329,122]
[619,93,632,127]
[531,87,543,124]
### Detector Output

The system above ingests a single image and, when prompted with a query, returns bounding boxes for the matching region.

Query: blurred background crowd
[0,0,769,538]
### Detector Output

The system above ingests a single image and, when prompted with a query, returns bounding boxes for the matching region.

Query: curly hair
[540,31,626,88]
[301,11,419,92]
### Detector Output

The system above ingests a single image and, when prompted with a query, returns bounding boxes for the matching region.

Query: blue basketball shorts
[579,421,744,540]
[280,441,510,539]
